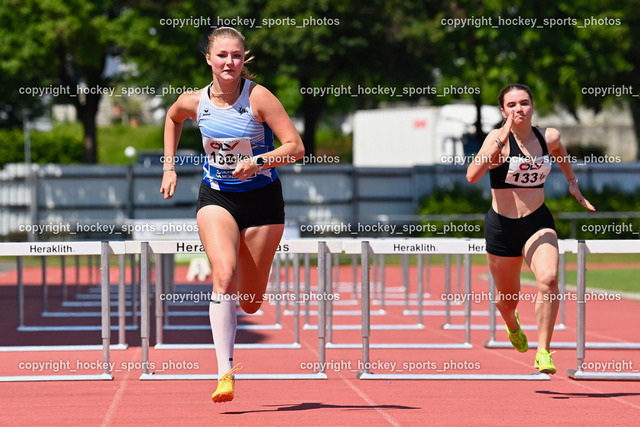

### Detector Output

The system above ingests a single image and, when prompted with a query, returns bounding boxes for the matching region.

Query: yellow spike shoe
[212,363,243,403]
[535,349,557,374]
[506,310,528,352]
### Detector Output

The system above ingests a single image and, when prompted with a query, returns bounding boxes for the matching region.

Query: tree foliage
[0,0,142,163]
[1,0,638,161]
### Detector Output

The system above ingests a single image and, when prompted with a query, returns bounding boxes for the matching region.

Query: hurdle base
[284,309,385,316]
[154,343,301,350]
[567,370,640,381]
[42,311,134,318]
[163,324,282,331]
[304,323,425,331]
[326,342,472,349]
[445,324,567,331]
[404,310,489,316]
[484,340,640,350]
[166,309,263,317]
[0,344,128,352]
[356,372,550,380]
[382,299,453,307]
[17,325,137,332]
[139,372,328,380]
[0,373,113,382]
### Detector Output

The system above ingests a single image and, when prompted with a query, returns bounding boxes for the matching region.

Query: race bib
[203,137,253,169]
[202,137,253,180]
[504,155,551,187]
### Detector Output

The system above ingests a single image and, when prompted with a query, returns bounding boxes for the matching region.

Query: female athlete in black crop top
[466,83,594,375]
[489,127,551,189]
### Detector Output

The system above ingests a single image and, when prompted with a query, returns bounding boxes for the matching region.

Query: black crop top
[489,127,552,189]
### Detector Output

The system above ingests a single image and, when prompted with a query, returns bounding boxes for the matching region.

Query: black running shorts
[196,178,285,231]
[484,203,556,257]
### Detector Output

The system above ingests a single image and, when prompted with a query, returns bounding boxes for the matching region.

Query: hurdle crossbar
[0,241,116,382]
[350,239,549,380]
[135,240,335,351]
[568,240,640,381]
[334,239,480,351]
[483,239,575,348]
[6,242,131,340]
[138,240,335,380]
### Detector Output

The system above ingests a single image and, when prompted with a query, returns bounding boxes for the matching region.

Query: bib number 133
[505,156,549,187]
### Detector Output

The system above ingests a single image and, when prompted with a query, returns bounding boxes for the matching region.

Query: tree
[3,0,636,162]
[118,0,445,156]
[433,0,635,155]
[0,0,142,163]
[612,0,640,159]
[244,0,445,155]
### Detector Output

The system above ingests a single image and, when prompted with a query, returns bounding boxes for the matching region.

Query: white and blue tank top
[197,79,277,192]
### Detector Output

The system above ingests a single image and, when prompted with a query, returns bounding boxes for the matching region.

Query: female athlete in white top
[160,27,304,402]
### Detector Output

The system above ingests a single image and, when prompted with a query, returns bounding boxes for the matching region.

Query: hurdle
[484,239,588,350]
[129,241,282,351]
[155,261,272,344]
[369,254,434,310]
[378,253,480,329]
[152,253,271,338]
[42,269,136,344]
[10,246,135,339]
[375,253,473,339]
[317,240,390,342]
[0,241,116,381]
[2,241,127,347]
[352,239,549,380]
[60,254,104,307]
[322,248,453,343]
[283,251,359,320]
[329,238,479,351]
[291,249,360,329]
[135,239,338,352]
[159,259,265,327]
[568,240,640,380]
[157,250,337,333]
[385,253,452,313]
[137,240,334,380]
[6,247,130,342]
[443,241,572,332]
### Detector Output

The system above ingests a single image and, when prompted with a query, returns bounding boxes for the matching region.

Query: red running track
[0,260,639,426]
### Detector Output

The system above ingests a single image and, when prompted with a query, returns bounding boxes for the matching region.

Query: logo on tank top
[237,106,248,115]
[202,108,210,116]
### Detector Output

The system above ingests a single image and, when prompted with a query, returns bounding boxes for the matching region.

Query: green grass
[96,122,354,165]
[565,253,640,264]
[98,125,164,164]
[521,253,640,294]
[381,253,639,295]
[315,127,353,163]
[373,253,640,266]
[521,269,640,294]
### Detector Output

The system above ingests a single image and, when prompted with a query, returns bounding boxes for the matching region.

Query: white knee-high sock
[209,293,237,377]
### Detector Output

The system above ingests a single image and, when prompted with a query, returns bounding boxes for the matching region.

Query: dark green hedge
[0,126,83,166]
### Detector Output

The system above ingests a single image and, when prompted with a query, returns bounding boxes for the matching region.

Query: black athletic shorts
[196,178,285,231]
[484,203,556,257]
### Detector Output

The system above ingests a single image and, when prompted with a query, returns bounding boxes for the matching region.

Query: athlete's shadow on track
[223,402,420,414]
[536,390,640,399]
